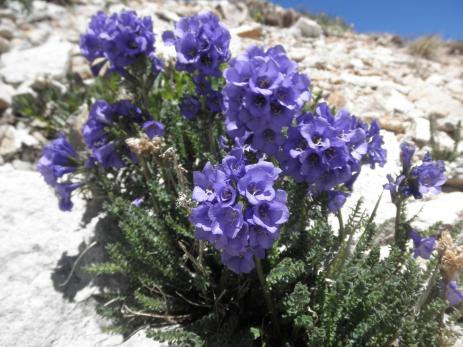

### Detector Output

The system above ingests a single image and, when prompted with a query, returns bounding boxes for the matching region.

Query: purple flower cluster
[163,12,231,78]
[80,10,160,75]
[222,45,310,149]
[278,103,387,212]
[83,100,163,169]
[385,142,446,202]
[37,134,81,211]
[163,12,230,119]
[221,45,386,212]
[189,147,289,274]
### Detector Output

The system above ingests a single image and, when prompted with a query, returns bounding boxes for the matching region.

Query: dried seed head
[438,231,454,253]
[126,136,155,155]
[162,147,177,161]
[176,192,194,211]
[439,232,463,282]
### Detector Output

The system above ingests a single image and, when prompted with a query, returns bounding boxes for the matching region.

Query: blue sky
[272,0,463,40]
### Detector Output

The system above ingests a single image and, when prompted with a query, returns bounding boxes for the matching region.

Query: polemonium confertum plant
[35,8,462,346]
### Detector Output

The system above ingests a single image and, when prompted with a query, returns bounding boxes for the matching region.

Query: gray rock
[409,84,462,117]
[435,131,456,152]
[292,17,322,38]
[0,26,14,40]
[0,18,15,39]
[11,159,34,170]
[407,191,463,230]
[0,36,10,53]
[383,88,413,114]
[232,23,263,40]
[0,166,165,347]
[0,36,72,85]
[412,117,431,144]
[0,124,39,157]
[26,25,51,47]
[0,82,15,111]
[26,0,66,22]
[216,1,248,26]
[155,10,180,23]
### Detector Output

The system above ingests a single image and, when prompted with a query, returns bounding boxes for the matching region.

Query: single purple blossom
[37,134,78,186]
[221,250,255,274]
[441,280,463,306]
[131,197,144,207]
[180,96,201,120]
[409,230,436,259]
[143,120,165,138]
[55,182,81,212]
[192,162,227,202]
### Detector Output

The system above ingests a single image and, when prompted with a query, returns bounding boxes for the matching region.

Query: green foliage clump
[12,73,120,139]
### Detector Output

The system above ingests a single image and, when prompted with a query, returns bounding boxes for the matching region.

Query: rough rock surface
[0,35,72,85]
[0,165,163,347]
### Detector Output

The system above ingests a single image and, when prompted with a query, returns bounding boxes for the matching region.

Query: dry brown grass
[408,35,442,60]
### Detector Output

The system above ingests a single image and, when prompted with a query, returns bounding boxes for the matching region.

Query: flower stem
[336,211,345,248]
[255,256,282,341]
[415,260,440,314]
[394,198,405,250]
[138,155,159,214]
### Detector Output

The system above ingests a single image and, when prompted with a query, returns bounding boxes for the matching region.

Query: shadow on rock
[51,214,127,301]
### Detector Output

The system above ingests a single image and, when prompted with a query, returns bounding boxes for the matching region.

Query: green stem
[138,156,159,214]
[394,199,405,250]
[415,260,440,314]
[337,211,345,248]
[255,257,282,341]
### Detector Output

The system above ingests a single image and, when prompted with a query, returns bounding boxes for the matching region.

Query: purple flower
[251,190,289,233]
[441,280,463,306]
[209,203,244,239]
[37,134,78,186]
[409,230,436,259]
[221,250,255,274]
[80,10,158,75]
[223,45,310,154]
[56,182,81,212]
[277,102,387,211]
[189,148,289,274]
[93,141,126,169]
[163,12,230,77]
[410,158,446,198]
[400,142,415,173]
[131,197,144,207]
[37,135,82,211]
[385,144,446,202]
[237,161,281,205]
[190,204,213,235]
[384,174,406,202]
[249,225,280,251]
[365,120,387,168]
[251,125,285,156]
[143,120,165,139]
[327,190,348,213]
[180,96,201,120]
[83,100,147,169]
[220,147,246,180]
[192,162,227,203]
[214,182,237,206]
